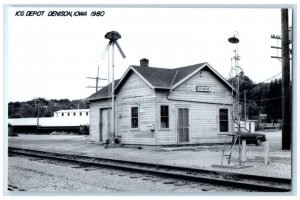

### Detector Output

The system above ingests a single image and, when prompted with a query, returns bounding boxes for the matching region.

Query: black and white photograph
[3,1,297,196]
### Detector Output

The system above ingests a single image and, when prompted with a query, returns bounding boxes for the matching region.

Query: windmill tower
[228,32,244,165]
[101,31,126,141]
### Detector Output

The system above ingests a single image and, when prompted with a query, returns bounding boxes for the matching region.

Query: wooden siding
[89,100,111,142]
[116,70,156,145]
[89,67,234,145]
[155,93,233,145]
[154,67,234,145]
[168,69,233,104]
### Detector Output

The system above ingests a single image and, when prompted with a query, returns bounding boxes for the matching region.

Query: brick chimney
[140,58,149,67]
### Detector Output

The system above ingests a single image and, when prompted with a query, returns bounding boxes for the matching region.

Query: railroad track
[8,184,25,191]
[8,147,291,192]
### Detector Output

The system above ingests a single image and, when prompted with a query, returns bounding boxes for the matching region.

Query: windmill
[101,31,126,141]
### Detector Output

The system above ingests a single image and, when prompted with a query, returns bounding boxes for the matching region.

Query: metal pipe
[111,43,115,139]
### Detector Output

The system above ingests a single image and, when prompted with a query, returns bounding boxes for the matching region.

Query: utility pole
[281,9,291,150]
[34,98,40,134]
[244,91,247,122]
[86,66,107,92]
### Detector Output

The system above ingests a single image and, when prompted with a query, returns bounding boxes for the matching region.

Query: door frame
[99,107,112,142]
[176,106,191,145]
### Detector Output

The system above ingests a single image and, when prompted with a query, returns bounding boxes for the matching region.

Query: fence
[259,123,282,131]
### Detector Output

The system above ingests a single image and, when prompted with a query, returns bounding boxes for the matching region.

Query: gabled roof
[128,63,205,89]
[115,62,235,91]
[86,62,235,101]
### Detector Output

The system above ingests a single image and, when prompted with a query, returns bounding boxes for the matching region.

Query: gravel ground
[8,155,248,193]
[8,131,291,180]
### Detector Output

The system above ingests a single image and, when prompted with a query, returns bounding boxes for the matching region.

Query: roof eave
[204,63,237,92]
[171,62,236,92]
[115,66,155,91]
[171,63,206,90]
[153,87,170,90]
[86,96,112,102]
[114,66,132,91]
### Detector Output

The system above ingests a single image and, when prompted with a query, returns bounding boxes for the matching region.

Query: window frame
[160,105,170,129]
[130,106,139,129]
[219,108,229,133]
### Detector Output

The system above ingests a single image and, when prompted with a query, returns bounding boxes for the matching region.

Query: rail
[8,147,291,192]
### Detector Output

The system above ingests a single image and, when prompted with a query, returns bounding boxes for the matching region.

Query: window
[68,113,70,116]
[86,112,88,116]
[131,107,139,128]
[62,113,64,117]
[160,105,169,128]
[73,112,76,116]
[80,112,82,116]
[219,109,229,132]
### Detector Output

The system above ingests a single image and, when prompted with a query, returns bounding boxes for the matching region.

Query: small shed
[236,120,258,133]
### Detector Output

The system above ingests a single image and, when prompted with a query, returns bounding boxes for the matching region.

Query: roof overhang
[115,65,155,92]
[171,62,237,93]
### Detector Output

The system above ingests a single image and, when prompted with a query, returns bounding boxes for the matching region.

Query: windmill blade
[115,41,126,59]
[86,86,104,89]
[86,76,97,79]
[101,43,111,59]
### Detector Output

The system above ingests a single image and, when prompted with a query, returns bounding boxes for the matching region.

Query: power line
[257,71,282,84]
[240,96,282,102]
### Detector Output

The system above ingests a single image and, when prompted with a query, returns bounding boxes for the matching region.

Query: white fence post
[264,141,270,164]
[241,140,247,162]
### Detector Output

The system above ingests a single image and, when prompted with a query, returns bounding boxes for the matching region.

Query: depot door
[177,108,189,143]
[100,108,111,142]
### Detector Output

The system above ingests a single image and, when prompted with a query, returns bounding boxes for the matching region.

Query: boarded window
[160,105,169,128]
[219,109,229,132]
[131,107,139,128]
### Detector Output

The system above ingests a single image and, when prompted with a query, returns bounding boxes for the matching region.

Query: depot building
[86,59,235,145]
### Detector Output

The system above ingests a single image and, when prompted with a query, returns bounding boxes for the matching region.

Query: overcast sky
[6,6,292,102]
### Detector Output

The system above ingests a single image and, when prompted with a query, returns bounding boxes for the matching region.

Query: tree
[19,103,35,118]
[266,79,282,122]
[247,101,260,119]
[8,98,89,118]
[228,74,282,121]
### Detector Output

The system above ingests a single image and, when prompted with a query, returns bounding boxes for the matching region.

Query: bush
[79,125,89,135]
[9,132,18,137]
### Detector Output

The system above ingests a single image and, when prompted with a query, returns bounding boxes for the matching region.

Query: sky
[5,6,292,102]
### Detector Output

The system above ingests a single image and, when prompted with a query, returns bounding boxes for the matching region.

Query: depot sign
[196,86,211,92]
